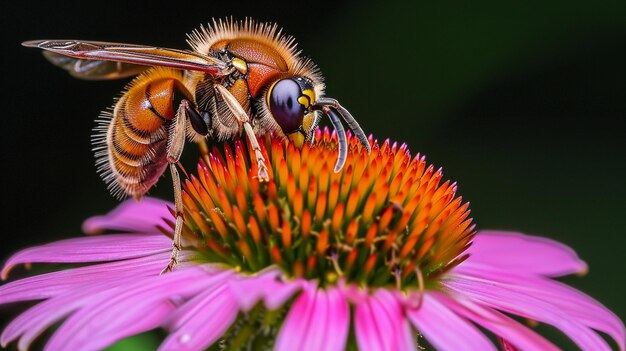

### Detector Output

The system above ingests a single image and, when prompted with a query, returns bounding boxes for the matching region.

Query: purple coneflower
[1,130,624,350]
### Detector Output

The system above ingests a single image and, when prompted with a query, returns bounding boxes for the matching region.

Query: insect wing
[23,40,228,76]
[41,51,149,80]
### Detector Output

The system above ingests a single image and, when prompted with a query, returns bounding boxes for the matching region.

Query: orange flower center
[181,129,474,289]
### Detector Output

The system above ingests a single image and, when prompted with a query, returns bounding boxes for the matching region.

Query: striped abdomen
[93,68,193,200]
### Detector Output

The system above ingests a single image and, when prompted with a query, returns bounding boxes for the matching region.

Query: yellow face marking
[231,58,248,74]
[302,89,316,104]
[298,96,310,108]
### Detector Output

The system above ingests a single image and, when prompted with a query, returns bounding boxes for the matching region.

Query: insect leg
[161,100,189,274]
[214,84,270,182]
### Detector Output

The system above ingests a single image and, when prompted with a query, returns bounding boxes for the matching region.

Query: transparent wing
[24,40,228,78]
[41,51,149,80]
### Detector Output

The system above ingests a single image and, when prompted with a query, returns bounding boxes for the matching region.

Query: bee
[24,18,370,272]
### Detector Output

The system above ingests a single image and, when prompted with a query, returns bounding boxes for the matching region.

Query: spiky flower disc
[181,128,474,289]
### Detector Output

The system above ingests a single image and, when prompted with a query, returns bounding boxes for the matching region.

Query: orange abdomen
[94,68,193,200]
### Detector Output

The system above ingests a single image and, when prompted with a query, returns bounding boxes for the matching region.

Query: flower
[1,130,624,351]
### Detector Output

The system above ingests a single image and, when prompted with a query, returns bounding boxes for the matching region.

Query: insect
[24,18,370,272]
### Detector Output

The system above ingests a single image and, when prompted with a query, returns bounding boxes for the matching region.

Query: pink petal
[406,292,495,350]
[371,290,416,351]
[2,234,171,279]
[438,294,560,351]
[45,267,217,351]
[323,288,350,351]
[57,300,175,351]
[467,230,587,277]
[0,252,180,304]
[498,337,519,351]
[455,262,625,348]
[445,274,615,350]
[82,197,173,234]
[2,280,125,350]
[2,265,225,350]
[228,269,304,311]
[354,289,416,351]
[354,295,386,351]
[296,287,330,351]
[275,285,349,351]
[160,274,238,351]
[274,284,317,351]
[336,279,367,302]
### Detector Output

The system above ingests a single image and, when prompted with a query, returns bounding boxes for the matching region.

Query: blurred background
[1,0,624,349]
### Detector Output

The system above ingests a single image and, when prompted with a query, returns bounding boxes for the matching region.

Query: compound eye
[268,79,306,133]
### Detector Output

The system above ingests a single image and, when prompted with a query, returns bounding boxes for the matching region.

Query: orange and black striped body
[87,20,327,200]
[26,19,369,219]
[94,68,194,200]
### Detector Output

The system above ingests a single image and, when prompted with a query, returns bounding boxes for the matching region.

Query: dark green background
[1,0,624,349]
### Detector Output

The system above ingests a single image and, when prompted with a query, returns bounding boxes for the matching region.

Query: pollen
[180,129,475,289]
